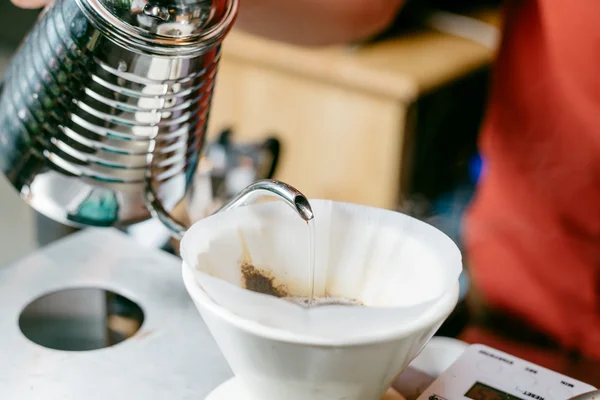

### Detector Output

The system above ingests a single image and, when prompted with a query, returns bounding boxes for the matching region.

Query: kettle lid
[83,0,237,54]
[97,0,229,38]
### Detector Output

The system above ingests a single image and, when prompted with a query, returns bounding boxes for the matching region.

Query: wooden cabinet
[207,9,500,209]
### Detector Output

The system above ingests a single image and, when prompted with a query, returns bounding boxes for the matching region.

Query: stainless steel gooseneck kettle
[0,0,314,238]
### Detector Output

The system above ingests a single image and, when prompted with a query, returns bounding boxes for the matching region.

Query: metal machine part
[204,128,281,202]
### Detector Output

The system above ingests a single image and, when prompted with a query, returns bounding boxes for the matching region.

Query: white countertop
[0,229,231,399]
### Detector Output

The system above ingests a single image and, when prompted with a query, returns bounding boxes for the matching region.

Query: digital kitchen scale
[417,344,597,400]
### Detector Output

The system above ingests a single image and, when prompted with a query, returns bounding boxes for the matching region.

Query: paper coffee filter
[181,200,462,341]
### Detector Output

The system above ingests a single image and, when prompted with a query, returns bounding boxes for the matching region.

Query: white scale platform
[0,229,231,399]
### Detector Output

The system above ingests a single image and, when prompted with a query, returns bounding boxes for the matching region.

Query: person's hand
[236,0,403,46]
[11,0,50,9]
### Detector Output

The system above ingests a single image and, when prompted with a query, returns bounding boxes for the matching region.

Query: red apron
[465,0,600,360]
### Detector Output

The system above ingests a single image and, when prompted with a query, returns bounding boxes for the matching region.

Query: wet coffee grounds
[241,262,288,298]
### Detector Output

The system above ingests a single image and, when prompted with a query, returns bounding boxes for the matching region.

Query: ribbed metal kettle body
[0,0,236,227]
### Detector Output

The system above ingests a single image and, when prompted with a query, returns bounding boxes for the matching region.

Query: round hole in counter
[19,288,144,351]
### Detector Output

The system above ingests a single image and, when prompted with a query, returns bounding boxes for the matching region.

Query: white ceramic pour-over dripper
[183,267,458,400]
[181,200,462,341]
[181,199,462,400]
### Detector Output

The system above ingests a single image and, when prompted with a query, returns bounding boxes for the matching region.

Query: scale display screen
[466,382,524,400]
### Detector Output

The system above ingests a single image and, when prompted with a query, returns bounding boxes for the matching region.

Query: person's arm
[236,0,405,46]
[12,0,405,47]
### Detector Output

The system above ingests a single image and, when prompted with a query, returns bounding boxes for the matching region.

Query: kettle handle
[145,177,314,241]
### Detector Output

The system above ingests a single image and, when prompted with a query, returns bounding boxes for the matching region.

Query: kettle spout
[216,179,314,222]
